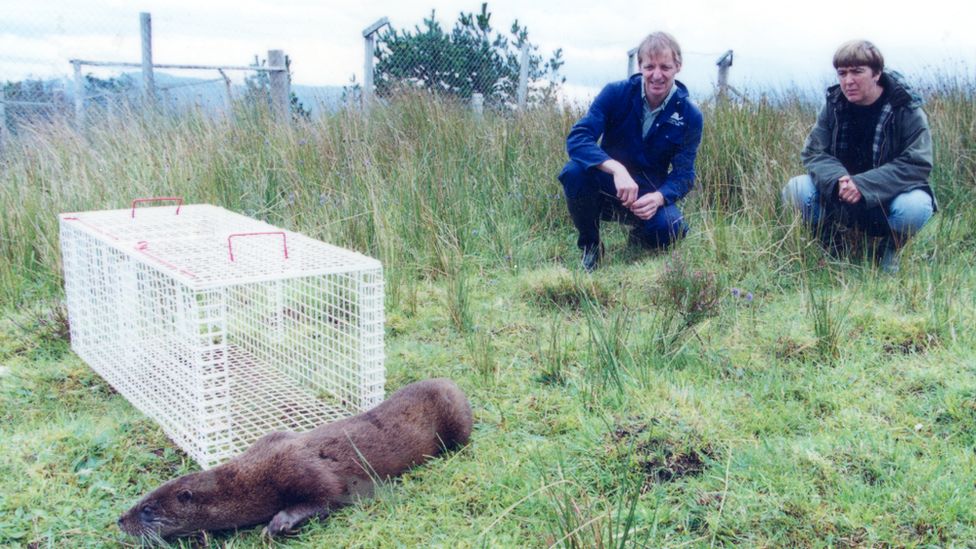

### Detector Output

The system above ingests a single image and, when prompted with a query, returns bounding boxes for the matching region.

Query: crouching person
[558,31,703,272]
[783,39,935,272]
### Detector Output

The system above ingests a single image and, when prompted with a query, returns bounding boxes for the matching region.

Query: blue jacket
[559,74,704,204]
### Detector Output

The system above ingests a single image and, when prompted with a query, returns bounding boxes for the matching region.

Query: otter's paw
[267,511,301,536]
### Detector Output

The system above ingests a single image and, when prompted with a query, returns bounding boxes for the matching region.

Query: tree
[374,3,563,108]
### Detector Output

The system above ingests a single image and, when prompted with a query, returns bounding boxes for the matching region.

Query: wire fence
[1,9,298,136]
[361,14,558,113]
[1,7,740,141]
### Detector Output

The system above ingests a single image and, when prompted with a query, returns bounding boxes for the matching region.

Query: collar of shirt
[641,80,677,138]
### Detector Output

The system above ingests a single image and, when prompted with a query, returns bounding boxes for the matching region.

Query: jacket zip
[875,110,894,168]
[830,107,840,157]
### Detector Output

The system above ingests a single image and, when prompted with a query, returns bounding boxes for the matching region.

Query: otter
[118,378,472,541]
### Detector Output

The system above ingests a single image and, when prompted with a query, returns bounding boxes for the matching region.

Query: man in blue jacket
[558,31,704,272]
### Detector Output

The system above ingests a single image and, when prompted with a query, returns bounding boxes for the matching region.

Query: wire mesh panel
[59,203,384,469]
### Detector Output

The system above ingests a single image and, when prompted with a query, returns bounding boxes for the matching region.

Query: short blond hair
[637,32,682,66]
[833,40,884,75]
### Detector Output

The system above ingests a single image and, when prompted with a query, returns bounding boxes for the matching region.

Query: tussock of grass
[520,266,616,310]
[2,83,975,546]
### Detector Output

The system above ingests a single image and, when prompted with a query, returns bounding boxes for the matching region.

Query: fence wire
[2,7,691,137]
[0,8,291,132]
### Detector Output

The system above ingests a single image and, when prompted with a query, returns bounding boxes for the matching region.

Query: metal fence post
[361,17,389,111]
[268,49,289,122]
[517,44,529,110]
[0,86,7,151]
[716,50,733,101]
[627,47,639,76]
[72,60,85,128]
[140,12,156,107]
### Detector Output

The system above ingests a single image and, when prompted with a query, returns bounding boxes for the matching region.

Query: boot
[877,237,900,274]
[581,242,604,272]
[565,195,602,262]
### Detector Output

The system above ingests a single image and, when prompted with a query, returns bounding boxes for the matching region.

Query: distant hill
[3,72,349,115]
[149,72,347,114]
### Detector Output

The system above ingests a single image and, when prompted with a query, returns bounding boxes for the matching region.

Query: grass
[1,83,975,547]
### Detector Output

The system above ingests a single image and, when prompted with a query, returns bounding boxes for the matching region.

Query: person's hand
[838,175,862,204]
[612,170,639,207]
[630,191,664,220]
[598,159,638,207]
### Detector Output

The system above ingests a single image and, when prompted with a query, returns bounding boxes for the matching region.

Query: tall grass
[0,92,572,305]
[2,84,974,305]
[2,81,976,546]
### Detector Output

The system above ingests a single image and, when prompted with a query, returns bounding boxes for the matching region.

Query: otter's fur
[118,378,472,540]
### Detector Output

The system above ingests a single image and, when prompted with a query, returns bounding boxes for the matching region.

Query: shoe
[879,240,900,274]
[581,243,603,273]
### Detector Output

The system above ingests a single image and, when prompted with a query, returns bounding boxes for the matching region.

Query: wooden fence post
[72,60,85,128]
[517,44,529,110]
[627,47,638,76]
[716,50,733,101]
[268,49,289,122]
[361,17,389,111]
[140,12,156,107]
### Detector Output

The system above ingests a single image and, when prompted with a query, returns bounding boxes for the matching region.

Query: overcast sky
[2,0,974,103]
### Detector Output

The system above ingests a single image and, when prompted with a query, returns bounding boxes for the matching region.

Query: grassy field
[1,84,975,547]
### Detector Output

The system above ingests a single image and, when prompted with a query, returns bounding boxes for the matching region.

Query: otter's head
[118,471,230,541]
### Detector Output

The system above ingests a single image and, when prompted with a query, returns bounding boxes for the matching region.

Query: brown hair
[832,40,884,75]
[637,32,682,66]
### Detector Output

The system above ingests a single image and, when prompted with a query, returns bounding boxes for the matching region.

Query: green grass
[1,85,975,547]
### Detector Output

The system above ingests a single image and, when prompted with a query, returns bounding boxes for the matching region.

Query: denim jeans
[560,160,687,250]
[781,174,933,240]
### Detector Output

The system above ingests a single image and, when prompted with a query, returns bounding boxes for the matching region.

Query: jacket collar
[628,73,690,103]
[629,73,689,124]
[826,70,921,109]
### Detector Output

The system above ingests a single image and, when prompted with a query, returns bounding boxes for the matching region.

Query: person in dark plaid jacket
[782,39,936,273]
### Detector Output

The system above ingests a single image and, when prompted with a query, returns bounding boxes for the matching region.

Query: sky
[2,0,974,104]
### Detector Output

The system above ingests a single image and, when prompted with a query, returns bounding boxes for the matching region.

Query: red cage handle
[131,197,184,218]
[227,231,289,262]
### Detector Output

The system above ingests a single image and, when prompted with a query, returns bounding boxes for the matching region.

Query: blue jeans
[560,160,687,249]
[781,174,933,242]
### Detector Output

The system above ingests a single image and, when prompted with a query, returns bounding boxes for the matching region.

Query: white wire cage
[59,200,385,469]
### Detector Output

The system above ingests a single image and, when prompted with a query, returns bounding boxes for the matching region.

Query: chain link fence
[6,5,763,144]
[361,8,564,113]
[1,7,302,137]
[2,6,573,134]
